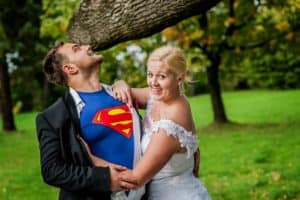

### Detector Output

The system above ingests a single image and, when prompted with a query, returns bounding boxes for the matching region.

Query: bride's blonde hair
[147,46,186,78]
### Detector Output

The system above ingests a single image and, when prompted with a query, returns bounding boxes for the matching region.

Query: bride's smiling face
[147,60,180,102]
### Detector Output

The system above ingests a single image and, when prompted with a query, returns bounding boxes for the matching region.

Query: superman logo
[92,104,133,138]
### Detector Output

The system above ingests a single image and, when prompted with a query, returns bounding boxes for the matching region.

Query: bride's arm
[120,100,196,189]
[112,80,150,108]
[119,129,181,188]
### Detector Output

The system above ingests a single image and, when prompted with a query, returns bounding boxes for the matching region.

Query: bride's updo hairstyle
[147,46,187,79]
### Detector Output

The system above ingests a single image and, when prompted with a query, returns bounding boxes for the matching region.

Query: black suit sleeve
[36,114,111,192]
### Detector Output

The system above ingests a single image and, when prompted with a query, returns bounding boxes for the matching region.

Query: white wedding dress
[141,98,211,200]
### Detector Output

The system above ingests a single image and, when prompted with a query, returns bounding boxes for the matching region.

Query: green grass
[199,124,300,200]
[189,89,300,126]
[1,89,300,200]
[0,113,58,200]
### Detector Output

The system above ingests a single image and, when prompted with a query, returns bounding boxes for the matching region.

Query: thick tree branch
[67,0,221,50]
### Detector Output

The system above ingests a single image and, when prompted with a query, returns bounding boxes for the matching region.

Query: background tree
[154,0,300,124]
[0,30,15,131]
[0,1,16,131]
[0,0,49,131]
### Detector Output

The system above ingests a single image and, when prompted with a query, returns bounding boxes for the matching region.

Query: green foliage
[241,48,300,89]
[100,34,164,87]
[94,0,300,92]
[0,0,54,111]
[40,0,80,40]
[220,0,300,89]
[159,0,300,92]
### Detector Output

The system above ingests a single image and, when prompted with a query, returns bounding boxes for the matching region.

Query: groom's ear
[62,63,78,75]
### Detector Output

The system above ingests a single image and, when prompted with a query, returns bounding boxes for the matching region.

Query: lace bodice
[141,97,199,179]
[144,118,198,158]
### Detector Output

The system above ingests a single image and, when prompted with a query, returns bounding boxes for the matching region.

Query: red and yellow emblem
[92,104,133,138]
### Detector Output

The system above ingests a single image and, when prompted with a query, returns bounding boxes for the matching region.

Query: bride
[113,45,211,200]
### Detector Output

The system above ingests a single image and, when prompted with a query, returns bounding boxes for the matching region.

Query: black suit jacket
[36,92,111,200]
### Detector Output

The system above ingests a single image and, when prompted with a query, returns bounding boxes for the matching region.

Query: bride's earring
[179,83,185,96]
[178,76,185,96]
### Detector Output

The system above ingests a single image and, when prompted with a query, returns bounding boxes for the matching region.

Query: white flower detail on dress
[150,119,198,158]
[144,96,199,158]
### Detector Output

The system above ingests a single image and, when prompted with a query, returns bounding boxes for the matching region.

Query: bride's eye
[147,72,153,78]
[158,74,166,80]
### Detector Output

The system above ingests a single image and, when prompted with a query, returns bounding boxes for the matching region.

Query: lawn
[0,89,300,200]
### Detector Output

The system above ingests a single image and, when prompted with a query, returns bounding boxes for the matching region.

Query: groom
[36,42,144,200]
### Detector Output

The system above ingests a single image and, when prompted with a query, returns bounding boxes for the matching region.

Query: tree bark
[67,0,226,124]
[0,60,16,131]
[206,54,228,124]
[194,13,229,124]
[68,0,221,50]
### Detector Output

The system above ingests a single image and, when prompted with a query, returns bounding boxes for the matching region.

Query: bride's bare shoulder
[163,97,194,132]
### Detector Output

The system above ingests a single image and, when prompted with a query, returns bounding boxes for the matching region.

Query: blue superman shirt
[78,89,134,169]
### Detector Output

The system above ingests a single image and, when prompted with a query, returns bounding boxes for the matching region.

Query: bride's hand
[112,80,133,107]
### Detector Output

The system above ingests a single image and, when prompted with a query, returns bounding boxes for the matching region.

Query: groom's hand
[118,170,140,190]
[109,166,123,192]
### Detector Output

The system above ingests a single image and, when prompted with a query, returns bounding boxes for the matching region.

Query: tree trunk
[206,54,228,124]
[0,60,16,131]
[68,0,221,50]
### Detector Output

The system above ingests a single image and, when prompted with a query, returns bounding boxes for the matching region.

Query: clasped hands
[78,136,139,192]
[111,167,139,192]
